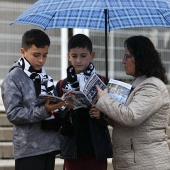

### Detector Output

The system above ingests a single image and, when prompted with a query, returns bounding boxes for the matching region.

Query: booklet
[83,73,107,104]
[61,73,107,109]
[36,75,131,108]
[35,94,64,107]
[107,79,132,104]
[62,89,91,109]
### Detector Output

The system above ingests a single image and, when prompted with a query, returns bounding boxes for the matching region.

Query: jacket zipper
[130,139,136,163]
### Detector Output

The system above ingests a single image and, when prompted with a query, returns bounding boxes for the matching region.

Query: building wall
[1,1,170,83]
[0,0,62,81]
[90,28,170,82]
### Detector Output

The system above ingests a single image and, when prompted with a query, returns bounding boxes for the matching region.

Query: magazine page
[62,89,92,109]
[38,94,64,104]
[61,73,106,109]
[83,73,106,104]
[107,79,132,104]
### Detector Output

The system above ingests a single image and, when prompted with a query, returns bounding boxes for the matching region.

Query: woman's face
[122,47,136,77]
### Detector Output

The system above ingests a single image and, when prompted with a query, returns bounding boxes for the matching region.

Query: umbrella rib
[44,12,56,30]
[158,9,170,26]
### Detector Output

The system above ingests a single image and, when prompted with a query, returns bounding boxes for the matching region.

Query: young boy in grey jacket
[1,29,64,170]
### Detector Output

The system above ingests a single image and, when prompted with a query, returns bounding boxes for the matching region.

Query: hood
[9,62,21,73]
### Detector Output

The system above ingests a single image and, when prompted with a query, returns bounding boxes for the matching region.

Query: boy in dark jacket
[1,29,64,170]
[56,34,113,170]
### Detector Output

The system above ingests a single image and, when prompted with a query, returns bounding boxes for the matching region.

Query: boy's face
[20,45,49,71]
[68,47,95,74]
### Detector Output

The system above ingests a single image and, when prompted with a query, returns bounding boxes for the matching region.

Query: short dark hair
[68,34,93,53]
[22,29,50,50]
[124,35,168,83]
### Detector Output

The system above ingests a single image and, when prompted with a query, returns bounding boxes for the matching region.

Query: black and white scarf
[18,57,55,97]
[66,62,95,91]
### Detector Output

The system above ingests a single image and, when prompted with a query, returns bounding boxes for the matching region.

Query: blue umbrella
[11,0,170,80]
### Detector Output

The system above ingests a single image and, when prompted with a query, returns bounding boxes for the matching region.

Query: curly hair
[124,35,168,84]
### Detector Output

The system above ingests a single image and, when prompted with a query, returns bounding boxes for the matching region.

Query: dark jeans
[15,152,55,170]
[64,156,107,170]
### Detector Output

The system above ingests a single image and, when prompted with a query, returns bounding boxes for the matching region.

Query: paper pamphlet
[37,76,131,108]
[62,89,91,109]
[83,73,106,104]
[62,73,107,109]
[107,79,132,104]
[38,94,64,104]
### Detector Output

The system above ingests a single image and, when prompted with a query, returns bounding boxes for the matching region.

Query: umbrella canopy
[11,0,170,79]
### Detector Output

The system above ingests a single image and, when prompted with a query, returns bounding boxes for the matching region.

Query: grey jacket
[1,63,60,160]
[96,76,170,170]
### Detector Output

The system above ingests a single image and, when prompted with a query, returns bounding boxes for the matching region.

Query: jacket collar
[131,75,147,89]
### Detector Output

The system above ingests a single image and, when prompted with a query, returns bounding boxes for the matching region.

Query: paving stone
[0,158,113,170]
[0,127,12,142]
[0,142,13,159]
[0,114,11,127]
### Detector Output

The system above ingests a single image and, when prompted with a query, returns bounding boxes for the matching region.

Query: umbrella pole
[104,9,108,80]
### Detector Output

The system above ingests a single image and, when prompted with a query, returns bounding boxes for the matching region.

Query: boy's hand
[89,105,101,119]
[65,101,74,110]
[44,99,65,112]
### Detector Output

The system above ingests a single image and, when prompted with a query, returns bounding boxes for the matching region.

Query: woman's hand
[95,85,108,98]
[44,99,65,112]
[89,105,101,119]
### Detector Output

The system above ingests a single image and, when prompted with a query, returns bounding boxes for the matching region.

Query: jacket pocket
[130,139,136,163]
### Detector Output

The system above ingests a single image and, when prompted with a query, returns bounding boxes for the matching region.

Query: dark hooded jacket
[56,77,113,160]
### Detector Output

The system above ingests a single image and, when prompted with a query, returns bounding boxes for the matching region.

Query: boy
[1,29,64,170]
[56,34,113,170]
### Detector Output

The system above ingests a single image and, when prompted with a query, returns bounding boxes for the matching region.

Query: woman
[96,35,170,170]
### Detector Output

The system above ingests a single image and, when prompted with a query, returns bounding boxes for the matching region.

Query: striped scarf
[66,62,95,92]
[18,57,54,97]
